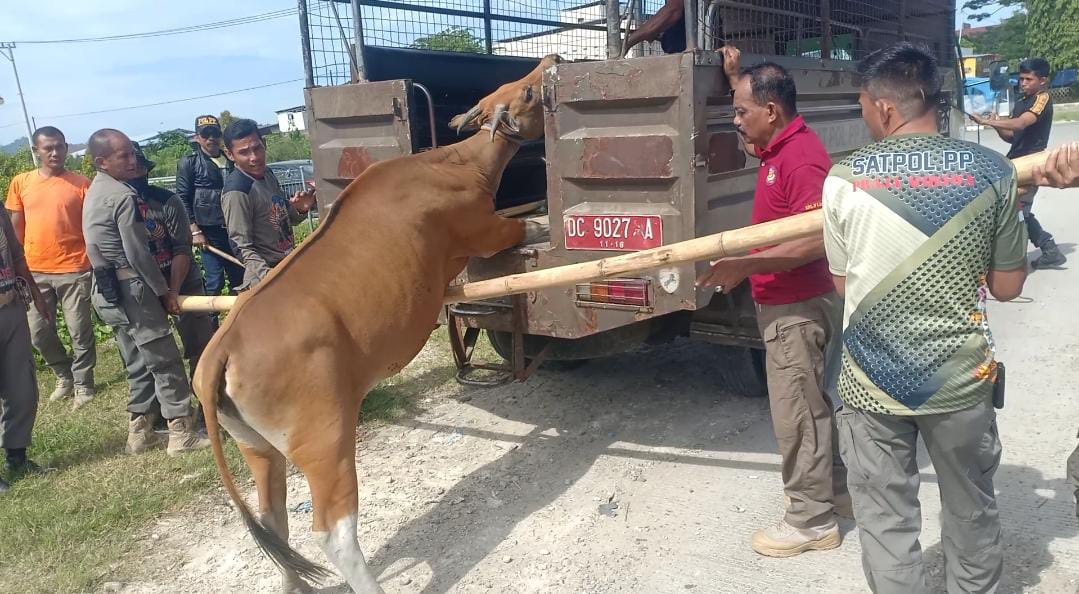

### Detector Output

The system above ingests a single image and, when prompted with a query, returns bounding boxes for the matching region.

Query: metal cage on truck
[298,0,960,385]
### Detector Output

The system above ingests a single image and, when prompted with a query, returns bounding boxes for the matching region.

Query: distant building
[276,106,307,133]
[960,47,1000,78]
[957,22,998,38]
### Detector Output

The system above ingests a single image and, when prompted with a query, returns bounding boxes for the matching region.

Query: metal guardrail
[148,176,177,191]
[146,164,312,198]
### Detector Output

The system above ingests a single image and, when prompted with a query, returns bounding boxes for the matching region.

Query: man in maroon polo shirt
[697,46,850,557]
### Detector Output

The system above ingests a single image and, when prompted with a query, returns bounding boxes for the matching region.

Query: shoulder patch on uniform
[222,169,254,194]
[1030,92,1049,116]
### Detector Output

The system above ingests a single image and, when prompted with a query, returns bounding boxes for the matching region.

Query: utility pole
[0,42,38,166]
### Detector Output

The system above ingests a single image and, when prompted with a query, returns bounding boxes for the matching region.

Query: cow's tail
[194,349,332,583]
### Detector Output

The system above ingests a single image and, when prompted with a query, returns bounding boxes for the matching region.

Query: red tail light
[575,279,651,308]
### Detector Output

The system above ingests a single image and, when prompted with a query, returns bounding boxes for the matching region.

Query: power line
[11,8,297,44]
[41,79,303,120]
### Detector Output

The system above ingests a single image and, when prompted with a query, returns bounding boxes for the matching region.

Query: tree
[963,0,1025,22]
[966,12,1029,63]
[0,147,34,203]
[219,110,240,129]
[1027,0,1079,70]
[264,131,311,163]
[411,26,485,53]
[144,130,195,178]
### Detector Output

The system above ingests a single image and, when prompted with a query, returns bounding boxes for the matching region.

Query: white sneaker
[48,379,74,402]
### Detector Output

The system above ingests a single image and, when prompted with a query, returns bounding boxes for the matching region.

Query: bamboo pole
[201,244,245,268]
[175,294,236,312]
[445,209,824,304]
[179,149,1051,313]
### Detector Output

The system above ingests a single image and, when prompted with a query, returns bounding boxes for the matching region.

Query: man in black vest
[175,115,245,297]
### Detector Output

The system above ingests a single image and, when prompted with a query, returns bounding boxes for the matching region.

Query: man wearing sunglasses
[175,115,244,301]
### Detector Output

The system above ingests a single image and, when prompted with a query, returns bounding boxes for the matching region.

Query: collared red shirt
[748,115,835,305]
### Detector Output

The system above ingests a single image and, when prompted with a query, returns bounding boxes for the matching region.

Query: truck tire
[712,346,768,399]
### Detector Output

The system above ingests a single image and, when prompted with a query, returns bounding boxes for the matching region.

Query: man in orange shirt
[6,126,96,409]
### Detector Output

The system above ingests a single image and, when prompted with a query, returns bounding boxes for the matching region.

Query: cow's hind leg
[225,416,313,594]
[290,418,384,594]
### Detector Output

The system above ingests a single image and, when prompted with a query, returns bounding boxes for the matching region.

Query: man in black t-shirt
[974,57,1064,268]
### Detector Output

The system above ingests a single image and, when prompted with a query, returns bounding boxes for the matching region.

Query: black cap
[195,114,222,136]
[131,141,155,173]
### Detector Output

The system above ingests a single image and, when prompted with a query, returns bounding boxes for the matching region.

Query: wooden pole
[445,210,823,304]
[201,244,245,268]
[179,149,1052,313]
[178,294,239,312]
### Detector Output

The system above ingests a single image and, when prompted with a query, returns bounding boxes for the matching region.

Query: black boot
[5,449,52,477]
[1033,239,1067,269]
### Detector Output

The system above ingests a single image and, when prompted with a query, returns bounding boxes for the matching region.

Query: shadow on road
[364,339,784,593]
[920,463,1079,594]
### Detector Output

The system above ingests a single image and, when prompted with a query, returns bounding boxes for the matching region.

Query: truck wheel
[748,347,768,398]
[713,346,768,399]
[486,331,590,371]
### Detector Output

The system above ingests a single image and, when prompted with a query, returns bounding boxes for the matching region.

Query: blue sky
[0,1,304,146]
[0,1,1016,147]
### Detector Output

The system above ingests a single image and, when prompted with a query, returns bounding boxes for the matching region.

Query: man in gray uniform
[81,129,208,456]
[220,119,314,290]
[129,142,214,375]
[129,143,215,430]
[0,206,52,491]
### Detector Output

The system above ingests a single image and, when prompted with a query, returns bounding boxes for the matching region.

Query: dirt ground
[106,128,1079,594]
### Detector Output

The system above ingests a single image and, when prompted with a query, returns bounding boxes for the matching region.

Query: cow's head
[450,54,562,142]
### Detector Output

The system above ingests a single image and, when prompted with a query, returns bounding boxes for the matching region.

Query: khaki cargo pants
[27,270,96,390]
[756,291,847,529]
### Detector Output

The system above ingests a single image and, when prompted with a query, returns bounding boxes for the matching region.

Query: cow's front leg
[523,218,549,245]
[473,216,526,258]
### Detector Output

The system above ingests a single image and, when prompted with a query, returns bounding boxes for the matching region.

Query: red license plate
[564,215,663,251]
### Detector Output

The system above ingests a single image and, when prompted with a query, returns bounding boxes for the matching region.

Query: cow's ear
[450,105,483,134]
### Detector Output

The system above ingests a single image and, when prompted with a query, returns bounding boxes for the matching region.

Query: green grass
[0,342,242,594]
[0,326,459,593]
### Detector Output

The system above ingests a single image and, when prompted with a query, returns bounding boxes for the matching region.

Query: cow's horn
[491,104,507,141]
[454,105,483,134]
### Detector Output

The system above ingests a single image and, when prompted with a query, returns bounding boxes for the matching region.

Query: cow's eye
[525,86,534,102]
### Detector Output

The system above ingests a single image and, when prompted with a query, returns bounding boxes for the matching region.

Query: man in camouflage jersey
[822,44,1028,593]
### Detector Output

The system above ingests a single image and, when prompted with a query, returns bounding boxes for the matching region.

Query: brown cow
[193,55,561,594]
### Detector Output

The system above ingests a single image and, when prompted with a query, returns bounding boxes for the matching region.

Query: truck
[298,0,961,391]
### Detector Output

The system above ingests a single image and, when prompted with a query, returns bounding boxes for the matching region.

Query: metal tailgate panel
[535,54,697,338]
[305,80,413,211]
